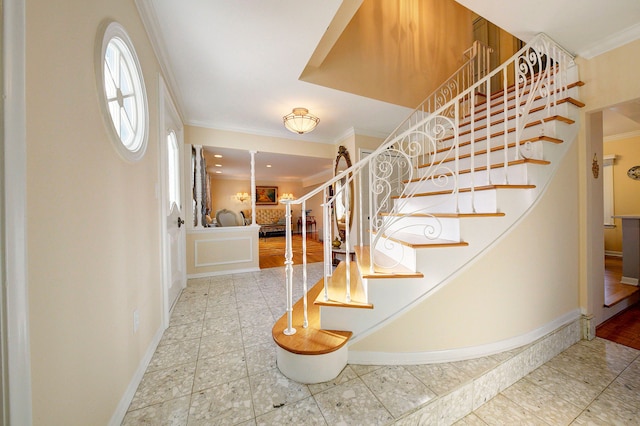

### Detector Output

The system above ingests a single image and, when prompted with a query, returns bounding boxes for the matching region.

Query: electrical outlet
[133,309,140,333]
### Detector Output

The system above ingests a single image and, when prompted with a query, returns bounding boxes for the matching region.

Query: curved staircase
[273,34,584,384]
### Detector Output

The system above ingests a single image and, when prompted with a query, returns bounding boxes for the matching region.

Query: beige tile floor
[123,264,640,425]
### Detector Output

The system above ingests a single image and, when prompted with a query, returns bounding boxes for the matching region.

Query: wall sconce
[280,193,295,201]
[235,192,250,203]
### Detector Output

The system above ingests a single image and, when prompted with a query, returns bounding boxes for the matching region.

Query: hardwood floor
[604,255,638,307]
[259,234,324,269]
[597,255,640,350]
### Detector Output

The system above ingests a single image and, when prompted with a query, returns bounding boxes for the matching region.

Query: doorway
[159,78,186,324]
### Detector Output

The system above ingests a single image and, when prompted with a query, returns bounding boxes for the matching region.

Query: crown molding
[135,0,187,123]
[604,130,640,142]
[578,21,640,59]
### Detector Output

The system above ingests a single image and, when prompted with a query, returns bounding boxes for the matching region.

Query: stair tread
[375,230,469,249]
[382,212,505,218]
[272,279,352,355]
[314,261,373,309]
[354,246,423,279]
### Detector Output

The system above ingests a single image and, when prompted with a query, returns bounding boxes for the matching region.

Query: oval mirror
[333,146,353,242]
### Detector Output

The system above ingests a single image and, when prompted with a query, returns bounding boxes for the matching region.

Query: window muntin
[96,21,148,161]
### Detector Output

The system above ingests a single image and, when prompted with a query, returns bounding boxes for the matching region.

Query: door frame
[158,76,186,327]
[3,0,33,423]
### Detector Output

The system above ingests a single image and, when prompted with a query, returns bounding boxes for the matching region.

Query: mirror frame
[333,145,353,242]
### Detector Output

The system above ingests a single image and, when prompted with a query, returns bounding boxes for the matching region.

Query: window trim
[95,20,149,162]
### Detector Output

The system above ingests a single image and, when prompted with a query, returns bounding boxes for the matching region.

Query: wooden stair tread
[382,212,505,218]
[314,261,373,309]
[272,279,352,355]
[396,184,535,198]
[354,246,423,279]
[375,230,469,249]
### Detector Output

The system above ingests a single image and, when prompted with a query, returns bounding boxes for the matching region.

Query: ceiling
[139,0,640,179]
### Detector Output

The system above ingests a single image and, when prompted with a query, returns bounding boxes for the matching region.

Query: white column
[194,144,204,229]
[250,150,257,225]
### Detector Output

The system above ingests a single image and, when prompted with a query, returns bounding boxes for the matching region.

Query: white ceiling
[139,0,640,178]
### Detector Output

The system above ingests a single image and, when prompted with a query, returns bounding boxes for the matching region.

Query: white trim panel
[195,237,253,267]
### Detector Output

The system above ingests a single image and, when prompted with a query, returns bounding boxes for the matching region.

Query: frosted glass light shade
[283,108,319,134]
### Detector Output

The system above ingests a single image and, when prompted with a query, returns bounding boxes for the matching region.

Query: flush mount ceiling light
[283,107,319,134]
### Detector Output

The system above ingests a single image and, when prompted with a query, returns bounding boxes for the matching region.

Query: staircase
[272,34,584,384]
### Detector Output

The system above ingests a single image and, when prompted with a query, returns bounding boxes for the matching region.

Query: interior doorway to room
[596,100,640,327]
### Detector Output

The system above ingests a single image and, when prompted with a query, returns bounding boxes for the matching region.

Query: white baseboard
[348,309,581,365]
[605,250,622,257]
[187,267,260,279]
[108,325,165,426]
[621,276,639,286]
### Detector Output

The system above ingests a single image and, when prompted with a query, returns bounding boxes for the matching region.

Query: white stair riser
[372,236,416,271]
[393,190,498,215]
[428,143,545,173]
[467,83,580,122]
[406,162,533,193]
[456,100,574,137]
[382,216,461,241]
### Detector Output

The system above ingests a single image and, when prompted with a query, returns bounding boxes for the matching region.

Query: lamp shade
[283,107,319,134]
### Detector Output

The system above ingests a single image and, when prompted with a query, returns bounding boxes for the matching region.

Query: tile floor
[123,264,640,425]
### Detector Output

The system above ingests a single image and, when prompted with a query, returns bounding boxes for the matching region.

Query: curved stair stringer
[335,120,581,363]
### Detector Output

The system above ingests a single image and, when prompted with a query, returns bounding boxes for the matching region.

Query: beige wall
[26,0,165,423]
[576,38,640,326]
[604,135,640,252]
[351,142,580,352]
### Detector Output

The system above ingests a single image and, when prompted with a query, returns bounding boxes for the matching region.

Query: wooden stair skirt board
[272,279,352,383]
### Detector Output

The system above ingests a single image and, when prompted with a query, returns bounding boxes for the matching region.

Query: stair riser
[382,216,461,241]
[467,83,581,122]
[372,236,417,271]
[456,99,574,138]
[393,190,498,215]
[407,163,532,193]
[428,142,545,172]
[425,122,562,168]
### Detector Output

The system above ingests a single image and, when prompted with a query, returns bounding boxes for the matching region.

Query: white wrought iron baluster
[369,157,375,275]
[503,68,510,184]
[486,76,492,185]
[470,89,476,213]
[454,101,460,213]
[301,200,308,328]
[514,51,522,163]
[344,177,351,303]
[323,188,331,302]
[358,165,363,248]
[283,202,296,336]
